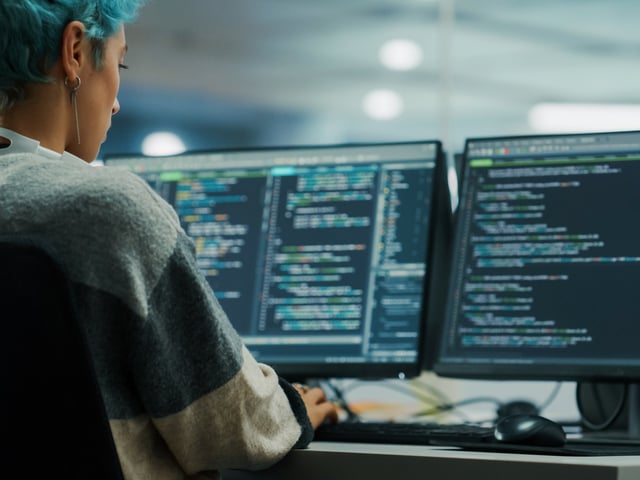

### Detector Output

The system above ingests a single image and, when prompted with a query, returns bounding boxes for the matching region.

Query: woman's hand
[293,383,339,429]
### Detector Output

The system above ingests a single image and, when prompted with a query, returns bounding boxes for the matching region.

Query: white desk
[222,442,640,480]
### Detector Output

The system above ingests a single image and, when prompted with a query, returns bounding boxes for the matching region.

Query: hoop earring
[64,76,81,145]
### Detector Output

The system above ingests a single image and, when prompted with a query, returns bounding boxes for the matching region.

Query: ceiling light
[141,131,187,156]
[379,39,423,71]
[528,103,640,133]
[363,89,404,120]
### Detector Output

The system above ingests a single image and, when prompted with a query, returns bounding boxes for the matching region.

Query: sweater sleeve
[128,232,314,473]
[278,377,315,449]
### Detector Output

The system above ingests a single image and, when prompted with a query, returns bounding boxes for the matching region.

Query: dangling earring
[64,76,81,144]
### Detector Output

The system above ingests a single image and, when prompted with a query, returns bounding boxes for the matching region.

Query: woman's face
[68,27,127,162]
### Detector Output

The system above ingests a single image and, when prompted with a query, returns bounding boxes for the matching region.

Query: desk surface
[222,442,640,480]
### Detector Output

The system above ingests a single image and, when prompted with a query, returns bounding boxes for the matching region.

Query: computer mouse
[494,414,566,447]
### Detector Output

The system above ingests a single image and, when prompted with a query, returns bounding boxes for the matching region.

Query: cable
[327,379,566,425]
[411,396,502,422]
[409,376,453,406]
[536,382,563,415]
[337,378,445,408]
[324,378,448,423]
[322,380,360,422]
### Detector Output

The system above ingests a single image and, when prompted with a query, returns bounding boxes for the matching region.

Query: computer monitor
[105,141,444,380]
[435,131,640,435]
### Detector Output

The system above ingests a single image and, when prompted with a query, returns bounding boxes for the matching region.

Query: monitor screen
[105,141,444,380]
[436,130,640,382]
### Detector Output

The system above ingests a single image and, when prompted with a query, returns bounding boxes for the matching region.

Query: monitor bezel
[434,130,640,383]
[105,140,446,381]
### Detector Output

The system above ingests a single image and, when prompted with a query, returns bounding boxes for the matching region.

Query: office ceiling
[119,0,640,152]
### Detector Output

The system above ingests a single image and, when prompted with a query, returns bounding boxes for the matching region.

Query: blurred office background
[100,0,640,422]
[101,0,640,162]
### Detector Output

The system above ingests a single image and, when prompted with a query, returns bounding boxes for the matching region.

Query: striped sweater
[0,147,312,479]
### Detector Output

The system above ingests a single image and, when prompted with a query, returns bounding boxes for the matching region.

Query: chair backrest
[0,239,124,479]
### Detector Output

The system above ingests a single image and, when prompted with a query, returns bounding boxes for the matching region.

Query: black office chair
[0,239,124,479]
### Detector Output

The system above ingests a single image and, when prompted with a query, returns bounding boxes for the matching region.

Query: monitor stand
[576,382,640,443]
[627,383,640,438]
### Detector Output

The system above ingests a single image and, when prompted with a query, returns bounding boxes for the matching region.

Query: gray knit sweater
[0,146,312,479]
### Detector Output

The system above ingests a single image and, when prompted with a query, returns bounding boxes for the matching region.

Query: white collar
[0,127,85,164]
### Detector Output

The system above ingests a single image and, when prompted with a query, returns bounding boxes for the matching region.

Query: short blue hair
[0,0,145,111]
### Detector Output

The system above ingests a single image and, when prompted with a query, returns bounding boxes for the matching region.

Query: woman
[0,1,337,479]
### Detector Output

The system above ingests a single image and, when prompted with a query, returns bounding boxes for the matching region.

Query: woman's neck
[0,83,69,155]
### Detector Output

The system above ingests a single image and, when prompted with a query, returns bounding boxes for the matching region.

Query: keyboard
[314,420,495,446]
[314,420,640,456]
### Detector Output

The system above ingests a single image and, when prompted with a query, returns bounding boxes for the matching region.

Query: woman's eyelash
[118,63,129,70]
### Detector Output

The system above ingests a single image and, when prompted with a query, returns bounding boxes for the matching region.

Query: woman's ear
[60,21,88,81]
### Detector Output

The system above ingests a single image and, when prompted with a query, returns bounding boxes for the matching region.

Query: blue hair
[0,0,145,111]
